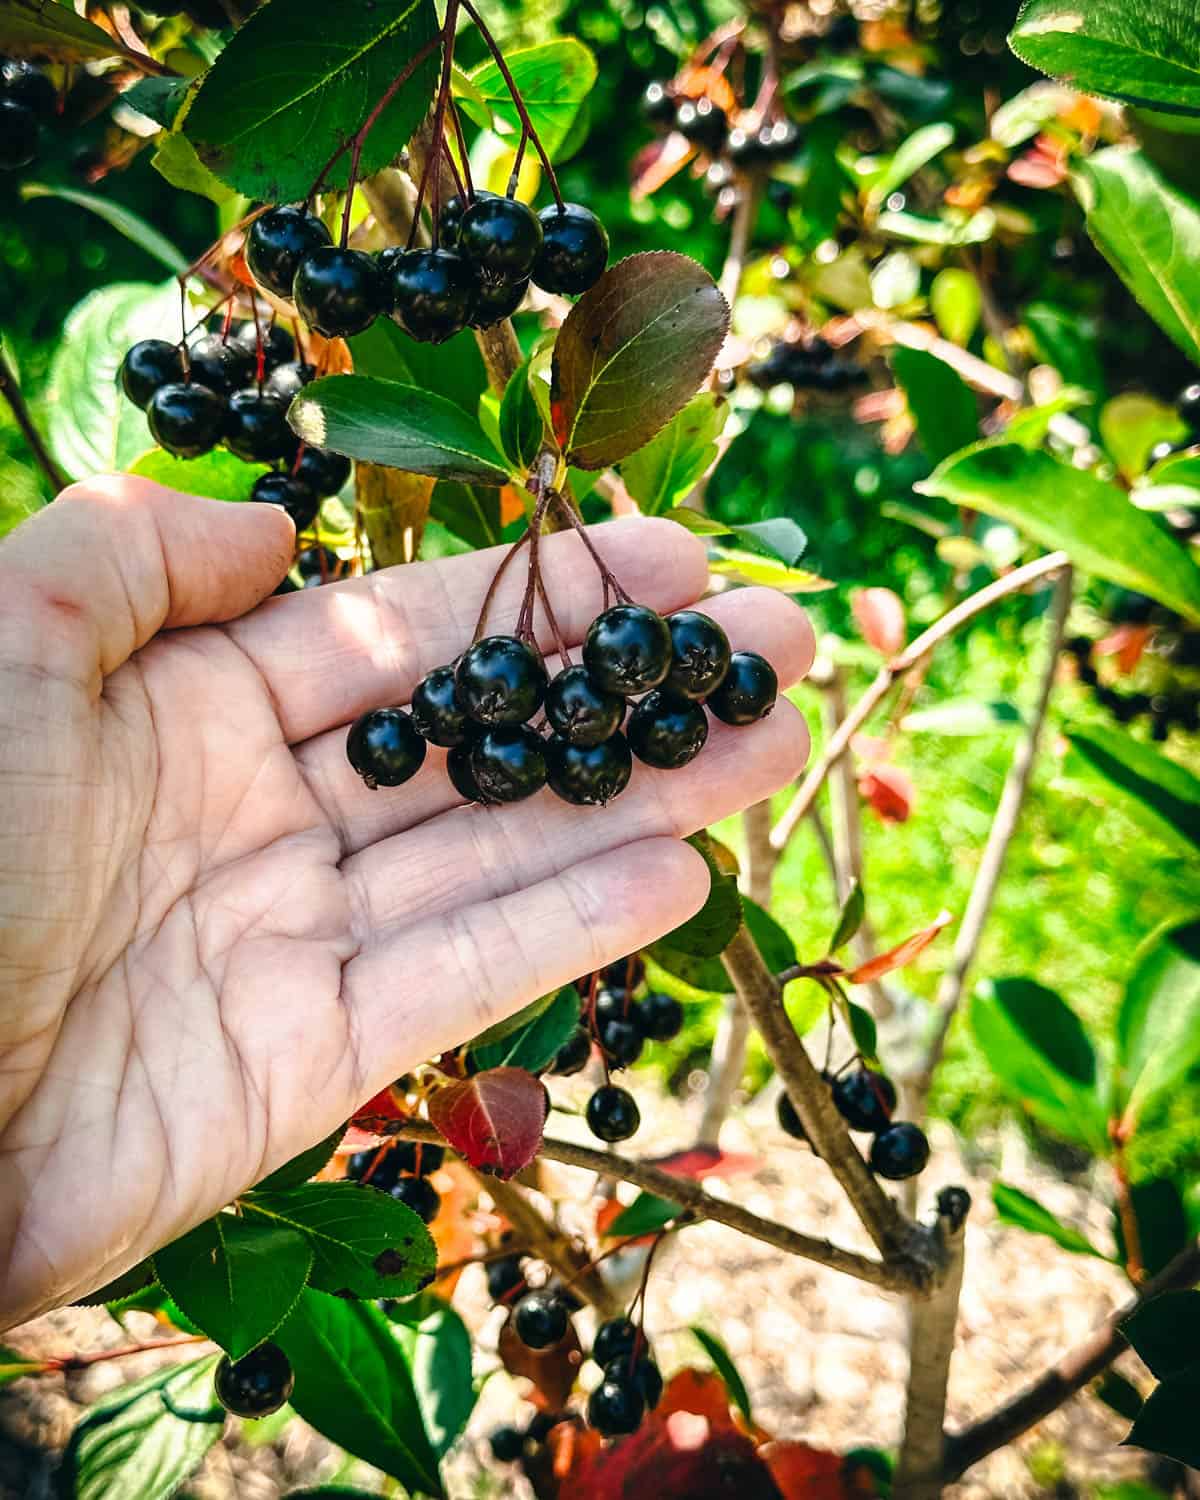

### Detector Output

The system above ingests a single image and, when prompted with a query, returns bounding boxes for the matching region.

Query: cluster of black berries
[746,335,867,394]
[777,1065,931,1181]
[244,193,608,350]
[119,323,349,529]
[346,1138,446,1224]
[1066,636,1199,741]
[214,1340,294,1419]
[0,59,56,173]
[345,605,778,809]
[274,544,350,595]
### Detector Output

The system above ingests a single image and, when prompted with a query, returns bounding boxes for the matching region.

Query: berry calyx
[869,1122,930,1180]
[592,1316,638,1366]
[0,99,38,171]
[597,1014,643,1068]
[490,1425,525,1463]
[513,1289,570,1349]
[346,707,427,790]
[470,725,548,803]
[458,195,543,284]
[447,740,490,803]
[586,1084,640,1142]
[675,97,727,152]
[550,1025,592,1076]
[707,650,778,725]
[120,339,184,410]
[665,610,732,700]
[264,360,315,404]
[214,1342,294,1418]
[546,733,633,806]
[246,205,332,299]
[832,1068,897,1134]
[545,665,624,746]
[390,1175,441,1223]
[293,444,351,497]
[188,333,255,395]
[412,665,470,747]
[583,604,673,696]
[627,689,708,769]
[224,389,294,462]
[251,472,319,531]
[147,382,227,459]
[640,991,684,1041]
[587,1375,644,1436]
[470,276,529,329]
[294,246,384,338]
[532,203,609,296]
[387,247,478,344]
[455,636,548,726]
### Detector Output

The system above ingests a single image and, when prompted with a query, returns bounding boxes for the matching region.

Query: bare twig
[0,351,66,495]
[770,552,1071,851]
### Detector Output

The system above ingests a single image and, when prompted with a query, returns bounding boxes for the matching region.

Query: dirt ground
[0,1085,1175,1499]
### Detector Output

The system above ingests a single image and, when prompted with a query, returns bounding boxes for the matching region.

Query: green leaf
[153,132,236,206]
[1067,727,1200,855]
[707,548,835,593]
[990,81,1072,148]
[498,360,545,473]
[552,253,729,470]
[1123,1376,1200,1468]
[902,700,1023,735]
[467,40,597,159]
[276,1290,442,1496]
[1123,1291,1200,1380]
[846,1002,878,1062]
[969,978,1108,1151]
[930,267,983,345]
[607,1193,680,1238]
[1004,389,1095,448]
[1010,0,1200,116]
[653,897,795,996]
[430,481,501,549]
[0,0,141,64]
[877,208,995,247]
[1115,919,1200,1128]
[350,316,488,416]
[917,443,1200,622]
[651,834,742,960]
[291,376,512,486]
[20,185,187,274]
[1114,1179,1191,1279]
[242,1182,436,1300]
[866,122,955,207]
[0,1346,52,1385]
[124,76,193,130]
[470,986,581,1074]
[992,1182,1111,1259]
[870,250,920,310]
[153,1214,313,1361]
[620,393,726,515]
[1092,1370,1146,1423]
[183,0,441,203]
[254,1126,346,1193]
[662,509,810,566]
[1100,394,1189,480]
[1025,303,1105,396]
[891,347,979,466]
[1074,148,1200,365]
[690,1326,753,1425]
[58,1356,223,1500]
[830,881,865,952]
[384,1294,477,1458]
[128,446,269,502]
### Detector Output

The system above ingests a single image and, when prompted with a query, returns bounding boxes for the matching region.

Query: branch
[943,1236,1200,1483]
[770,552,1071,850]
[0,350,66,495]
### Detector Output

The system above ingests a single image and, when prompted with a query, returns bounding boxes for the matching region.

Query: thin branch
[770,552,1071,851]
[718,178,761,308]
[943,1237,1200,1483]
[0,351,66,495]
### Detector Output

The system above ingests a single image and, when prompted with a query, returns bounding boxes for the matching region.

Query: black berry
[588,1376,644,1436]
[546,733,633,807]
[490,1425,525,1463]
[640,991,684,1041]
[627,689,708,769]
[471,725,548,803]
[583,605,673,696]
[598,1015,643,1068]
[188,333,255,395]
[214,1342,294,1418]
[293,444,351,497]
[642,80,676,125]
[147,382,227,459]
[120,339,184,410]
[777,1092,809,1143]
[607,1354,663,1410]
[675,97,727,152]
[403,1141,445,1176]
[437,189,497,248]
[387,247,478,344]
[346,707,427,789]
[246,205,332,299]
[296,545,341,585]
[594,987,633,1025]
[759,120,800,159]
[545,665,624,747]
[294,246,384,338]
[458,195,543,284]
[447,740,489,803]
[348,1145,402,1189]
[412,665,470,747]
[727,127,767,169]
[869,1122,930,1181]
[550,1025,592,1076]
[251,472,319,531]
[233,318,294,371]
[832,1068,897,1133]
[593,1316,638,1366]
[264,360,315,404]
[1178,382,1200,433]
[1,60,55,120]
[586,1084,640,1142]
[707,650,778,725]
[455,635,548,726]
[471,276,529,329]
[532,203,609,296]
[513,1289,569,1349]
[390,1175,441,1223]
[225,389,293,462]
[486,1253,527,1302]
[602,956,644,991]
[665,610,731,700]
[0,97,39,171]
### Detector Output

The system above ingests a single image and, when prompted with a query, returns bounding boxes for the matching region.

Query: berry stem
[472,528,531,642]
[506,129,529,199]
[407,0,460,250]
[55,1335,211,1372]
[549,489,633,604]
[447,98,475,204]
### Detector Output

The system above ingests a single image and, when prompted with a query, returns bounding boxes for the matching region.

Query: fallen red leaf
[851,588,906,655]
[570,1410,784,1500]
[428,1066,547,1179]
[848,910,952,984]
[644,1144,762,1181]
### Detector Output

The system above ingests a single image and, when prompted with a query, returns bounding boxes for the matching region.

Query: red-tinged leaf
[1096,622,1155,676]
[351,1086,407,1130]
[571,1409,781,1500]
[760,1441,853,1500]
[657,1368,740,1431]
[631,133,697,201]
[498,1312,583,1410]
[427,1066,547,1179]
[858,764,916,824]
[674,64,738,113]
[643,1145,762,1182]
[851,587,906,655]
[847,911,952,984]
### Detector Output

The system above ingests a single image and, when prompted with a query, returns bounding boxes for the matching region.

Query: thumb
[0,475,295,680]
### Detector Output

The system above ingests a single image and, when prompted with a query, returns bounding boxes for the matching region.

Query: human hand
[0,476,812,1329]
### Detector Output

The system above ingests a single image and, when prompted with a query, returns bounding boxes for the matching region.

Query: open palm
[0,477,812,1330]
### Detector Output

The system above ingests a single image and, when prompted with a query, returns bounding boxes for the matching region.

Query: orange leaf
[657,1368,739,1432]
[760,1441,849,1499]
[847,910,951,984]
[851,587,906,655]
[1096,623,1154,676]
[675,64,737,114]
[631,132,697,201]
[858,764,915,824]
[350,1085,407,1130]
[499,484,527,527]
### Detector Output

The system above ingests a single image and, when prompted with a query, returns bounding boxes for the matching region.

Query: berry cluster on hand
[777,1065,931,1182]
[246,192,609,350]
[346,1138,446,1223]
[745,334,868,394]
[0,58,57,173]
[344,603,779,804]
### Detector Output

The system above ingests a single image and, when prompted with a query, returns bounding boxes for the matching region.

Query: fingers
[227,517,709,744]
[0,476,294,683]
[341,837,709,1070]
[346,697,809,935]
[299,585,816,855]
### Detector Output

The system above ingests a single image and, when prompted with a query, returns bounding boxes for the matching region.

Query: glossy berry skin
[447,740,489,803]
[627,689,708,770]
[293,444,351,497]
[640,991,684,1041]
[471,276,528,329]
[550,1025,592,1076]
[294,246,384,338]
[586,1084,640,1143]
[251,472,319,531]
[707,651,778,726]
[869,1122,930,1181]
[832,1068,897,1133]
[1178,383,1200,433]
[296,545,340,585]
[147,382,226,459]
[593,1316,638,1366]
[777,1091,809,1143]
[246,205,332,299]
[348,1145,402,1189]
[1,61,56,120]
[490,1425,525,1463]
[187,333,255,395]
[594,988,634,1027]
[642,79,675,125]
[233,319,294,372]
[608,1355,663,1410]
[603,955,644,991]
[215,1342,294,1418]
[455,636,548,726]
[727,126,767,169]
[411,665,469,747]
[513,1290,569,1349]
[458,195,543,284]
[391,1175,441,1223]
[545,665,624,747]
[264,360,315,403]
[546,733,633,807]
[675,97,727,152]
[0,100,38,171]
[387,247,478,344]
[665,610,731,700]
[583,605,673,696]
[391,1140,444,1176]
[346,707,427,790]
[471,725,547,803]
[486,1253,526,1302]
[533,203,609,295]
[120,339,183,410]
[598,1015,643,1068]
[225,389,293,462]
[588,1376,645,1437]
